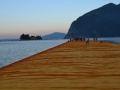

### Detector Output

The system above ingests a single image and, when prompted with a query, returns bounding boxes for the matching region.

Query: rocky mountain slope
[42,32,66,39]
[65,3,120,38]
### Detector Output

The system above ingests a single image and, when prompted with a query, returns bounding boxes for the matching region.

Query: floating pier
[0,41,120,90]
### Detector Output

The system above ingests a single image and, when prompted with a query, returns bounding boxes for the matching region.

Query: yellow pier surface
[0,41,120,90]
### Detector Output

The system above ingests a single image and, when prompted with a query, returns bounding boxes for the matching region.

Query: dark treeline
[20,34,42,40]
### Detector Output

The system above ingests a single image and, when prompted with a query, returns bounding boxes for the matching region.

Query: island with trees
[20,34,42,40]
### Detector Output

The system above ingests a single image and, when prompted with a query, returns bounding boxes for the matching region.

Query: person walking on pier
[86,38,89,45]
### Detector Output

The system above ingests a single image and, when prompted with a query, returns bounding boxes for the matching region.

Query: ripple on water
[0,40,67,68]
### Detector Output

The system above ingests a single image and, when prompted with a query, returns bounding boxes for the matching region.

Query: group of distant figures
[68,37,98,45]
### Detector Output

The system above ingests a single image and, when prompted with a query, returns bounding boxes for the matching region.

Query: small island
[20,34,42,40]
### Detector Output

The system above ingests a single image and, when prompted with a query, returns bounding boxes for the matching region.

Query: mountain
[42,32,66,39]
[65,3,120,38]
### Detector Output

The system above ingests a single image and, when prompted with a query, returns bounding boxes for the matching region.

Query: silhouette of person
[86,38,89,45]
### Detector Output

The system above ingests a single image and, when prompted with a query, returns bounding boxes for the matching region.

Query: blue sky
[0,0,120,39]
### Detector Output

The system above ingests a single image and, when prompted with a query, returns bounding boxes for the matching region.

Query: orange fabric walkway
[0,41,120,90]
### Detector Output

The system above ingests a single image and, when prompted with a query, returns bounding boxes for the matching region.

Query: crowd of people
[68,37,98,45]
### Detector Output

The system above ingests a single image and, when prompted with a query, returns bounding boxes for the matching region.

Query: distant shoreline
[1,37,120,44]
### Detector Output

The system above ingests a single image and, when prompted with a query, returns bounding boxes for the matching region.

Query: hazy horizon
[0,0,120,39]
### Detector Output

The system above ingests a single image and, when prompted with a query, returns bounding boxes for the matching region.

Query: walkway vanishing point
[0,40,120,90]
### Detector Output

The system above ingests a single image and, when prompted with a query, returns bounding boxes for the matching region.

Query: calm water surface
[0,37,120,68]
[98,37,120,43]
[0,40,68,68]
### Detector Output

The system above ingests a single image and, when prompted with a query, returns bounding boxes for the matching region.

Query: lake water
[97,37,120,44]
[0,37,120,68]
[0,39,68,68]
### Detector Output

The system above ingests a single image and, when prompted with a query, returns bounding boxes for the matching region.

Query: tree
[20,34,31,40]
[20,34,25,40]
[36,35,42,40]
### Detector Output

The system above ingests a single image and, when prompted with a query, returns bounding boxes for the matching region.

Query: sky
[0,0,120,39]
